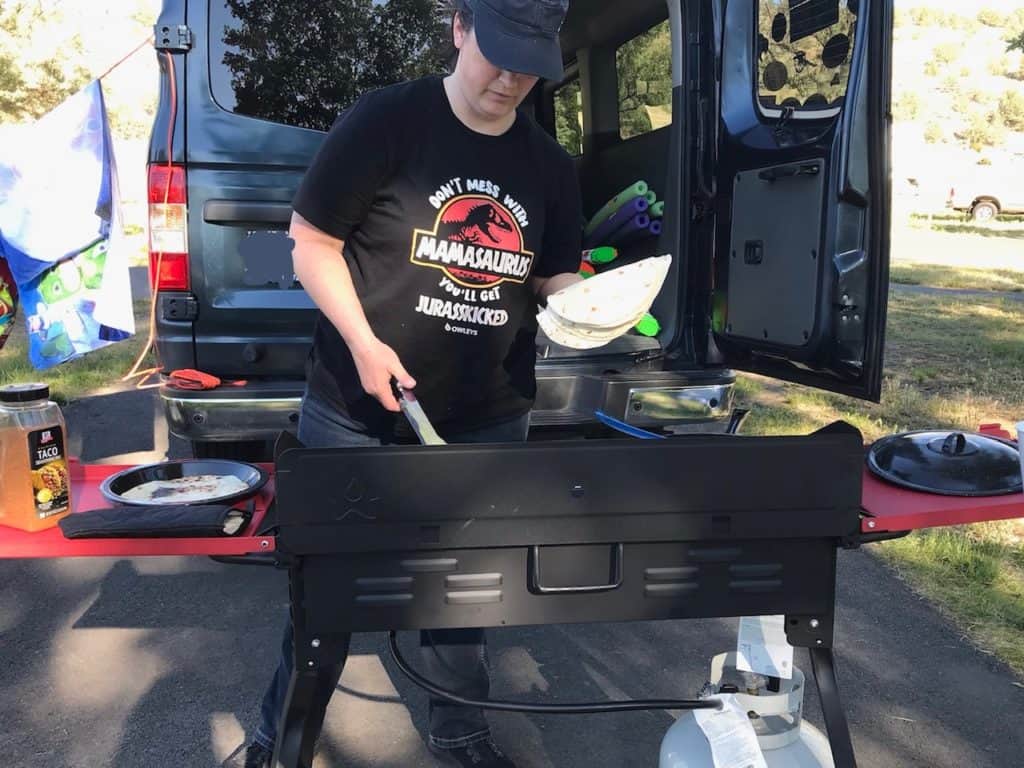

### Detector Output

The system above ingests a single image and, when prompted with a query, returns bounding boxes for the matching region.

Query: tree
[932,42,960,65]
[924,122,944,144]
[958,113,1006,152]
[0,2,90,123]
[1009,30,1024,55]
[977,8,1006,28]
[0,48,24,118]
[1006,31,1024,80]
[893,91,921,122]
[220,0,447,132]
[222,0,375,131]
[998,89,1024,130]
[616,21,671,140]
[553,80,582,155]
[910,8,944,27]
[988,54,1011,77]
[360,0,449,92]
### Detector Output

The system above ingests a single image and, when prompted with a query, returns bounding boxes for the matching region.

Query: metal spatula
[396,386,446,446]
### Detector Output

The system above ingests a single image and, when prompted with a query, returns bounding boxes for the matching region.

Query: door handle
[527,544,624,595]
[203,200,293,225]
[757,163,821,183]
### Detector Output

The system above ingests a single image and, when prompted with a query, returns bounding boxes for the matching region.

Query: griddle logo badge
[339,477,378,521]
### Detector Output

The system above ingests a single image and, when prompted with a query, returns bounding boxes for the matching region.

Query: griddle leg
[809,647,858,768]
[272,660,345,768]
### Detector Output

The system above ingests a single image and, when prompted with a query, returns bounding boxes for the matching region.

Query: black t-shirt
[292,75,582,437]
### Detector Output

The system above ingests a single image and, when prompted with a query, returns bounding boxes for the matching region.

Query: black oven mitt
[59,504,252,539]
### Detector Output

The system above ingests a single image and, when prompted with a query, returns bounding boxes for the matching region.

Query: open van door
[702,0,892,401]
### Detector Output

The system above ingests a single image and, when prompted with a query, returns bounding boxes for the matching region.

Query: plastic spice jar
[0,383,73,532]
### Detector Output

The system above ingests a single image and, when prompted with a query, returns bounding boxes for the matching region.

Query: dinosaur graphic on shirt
[438,203,513,245]
[410,194,534,288]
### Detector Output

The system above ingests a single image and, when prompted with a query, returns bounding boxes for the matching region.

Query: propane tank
[660,653,834,768]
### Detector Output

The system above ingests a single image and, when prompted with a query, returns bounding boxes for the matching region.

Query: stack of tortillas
[537,255,672,349]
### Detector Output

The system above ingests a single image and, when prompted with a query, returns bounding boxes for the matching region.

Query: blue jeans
[254,394,531,753]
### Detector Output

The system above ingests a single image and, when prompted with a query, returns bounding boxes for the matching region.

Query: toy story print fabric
[0,256,16,351]
[0,80,134,369]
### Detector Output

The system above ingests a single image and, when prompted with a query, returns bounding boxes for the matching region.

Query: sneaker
[429,737,516,767]
[243,742,273,768]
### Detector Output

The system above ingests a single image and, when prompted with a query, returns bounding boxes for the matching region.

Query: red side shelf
[861,467,1024,534]
[0,461,276,559]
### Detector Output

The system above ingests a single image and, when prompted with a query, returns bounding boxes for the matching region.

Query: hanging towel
[0,256,16,350]
[0,80,135,369]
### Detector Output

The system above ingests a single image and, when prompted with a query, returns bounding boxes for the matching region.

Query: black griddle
[268,421,865,768]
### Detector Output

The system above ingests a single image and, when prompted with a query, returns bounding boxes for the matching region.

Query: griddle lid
[867,430,1022,496]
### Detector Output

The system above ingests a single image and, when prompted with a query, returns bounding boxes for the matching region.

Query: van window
[616,20,672,141]
[757,0,857,114]
[553,79,583,156]
[209,0,448,132]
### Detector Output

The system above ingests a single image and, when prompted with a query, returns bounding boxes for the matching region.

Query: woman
[244,1,581,766]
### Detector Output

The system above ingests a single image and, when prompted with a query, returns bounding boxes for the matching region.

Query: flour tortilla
[537,307,639,349]
[547,255,671,330]
[122,474,249,504]
[540,306,642,339]
[537,308,608,349]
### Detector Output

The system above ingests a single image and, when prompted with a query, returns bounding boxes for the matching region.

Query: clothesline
[94,35,154,83]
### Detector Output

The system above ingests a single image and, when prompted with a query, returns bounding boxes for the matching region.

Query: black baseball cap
[466,0,569,82]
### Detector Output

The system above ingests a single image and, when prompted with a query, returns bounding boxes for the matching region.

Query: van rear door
[697,0,893,401]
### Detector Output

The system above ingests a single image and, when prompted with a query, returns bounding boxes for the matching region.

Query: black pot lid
[867,430,1022,497]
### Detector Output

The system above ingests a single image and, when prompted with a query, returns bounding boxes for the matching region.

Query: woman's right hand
[350,337,416,412]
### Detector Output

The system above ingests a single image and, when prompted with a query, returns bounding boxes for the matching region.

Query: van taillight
[147,164,189,292]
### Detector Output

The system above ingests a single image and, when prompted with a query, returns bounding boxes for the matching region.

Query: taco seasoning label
[27,426,70,518]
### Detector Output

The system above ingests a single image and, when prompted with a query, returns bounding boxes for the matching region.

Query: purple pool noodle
[606,213,651,247]
[583,196,649,249]
[648,219,663,237]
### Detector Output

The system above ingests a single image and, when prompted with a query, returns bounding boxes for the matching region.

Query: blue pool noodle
[583,196,649,249]
[607,213,652,246]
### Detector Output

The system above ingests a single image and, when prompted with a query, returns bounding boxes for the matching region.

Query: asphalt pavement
[0,388,1021,767]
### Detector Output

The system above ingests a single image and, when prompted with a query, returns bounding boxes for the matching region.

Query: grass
[890,263,1024,292]
[907,212,1024,240]
[891,217,1024,276]
[737,287,1024,677]
[879,527,1024,675]
[740,291,1024,441]
[929,222,1024,239]
[0,301,155,404]
[911,212,1024,224]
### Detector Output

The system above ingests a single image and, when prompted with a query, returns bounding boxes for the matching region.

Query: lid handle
[941,433,968,456]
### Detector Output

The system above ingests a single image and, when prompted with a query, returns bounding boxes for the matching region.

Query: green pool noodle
[634,313,661,337]
[644,190,657,205]
[583,181,649,237]
[582,246,618,265]
[649,201,665,218]
[711,291,728,333]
